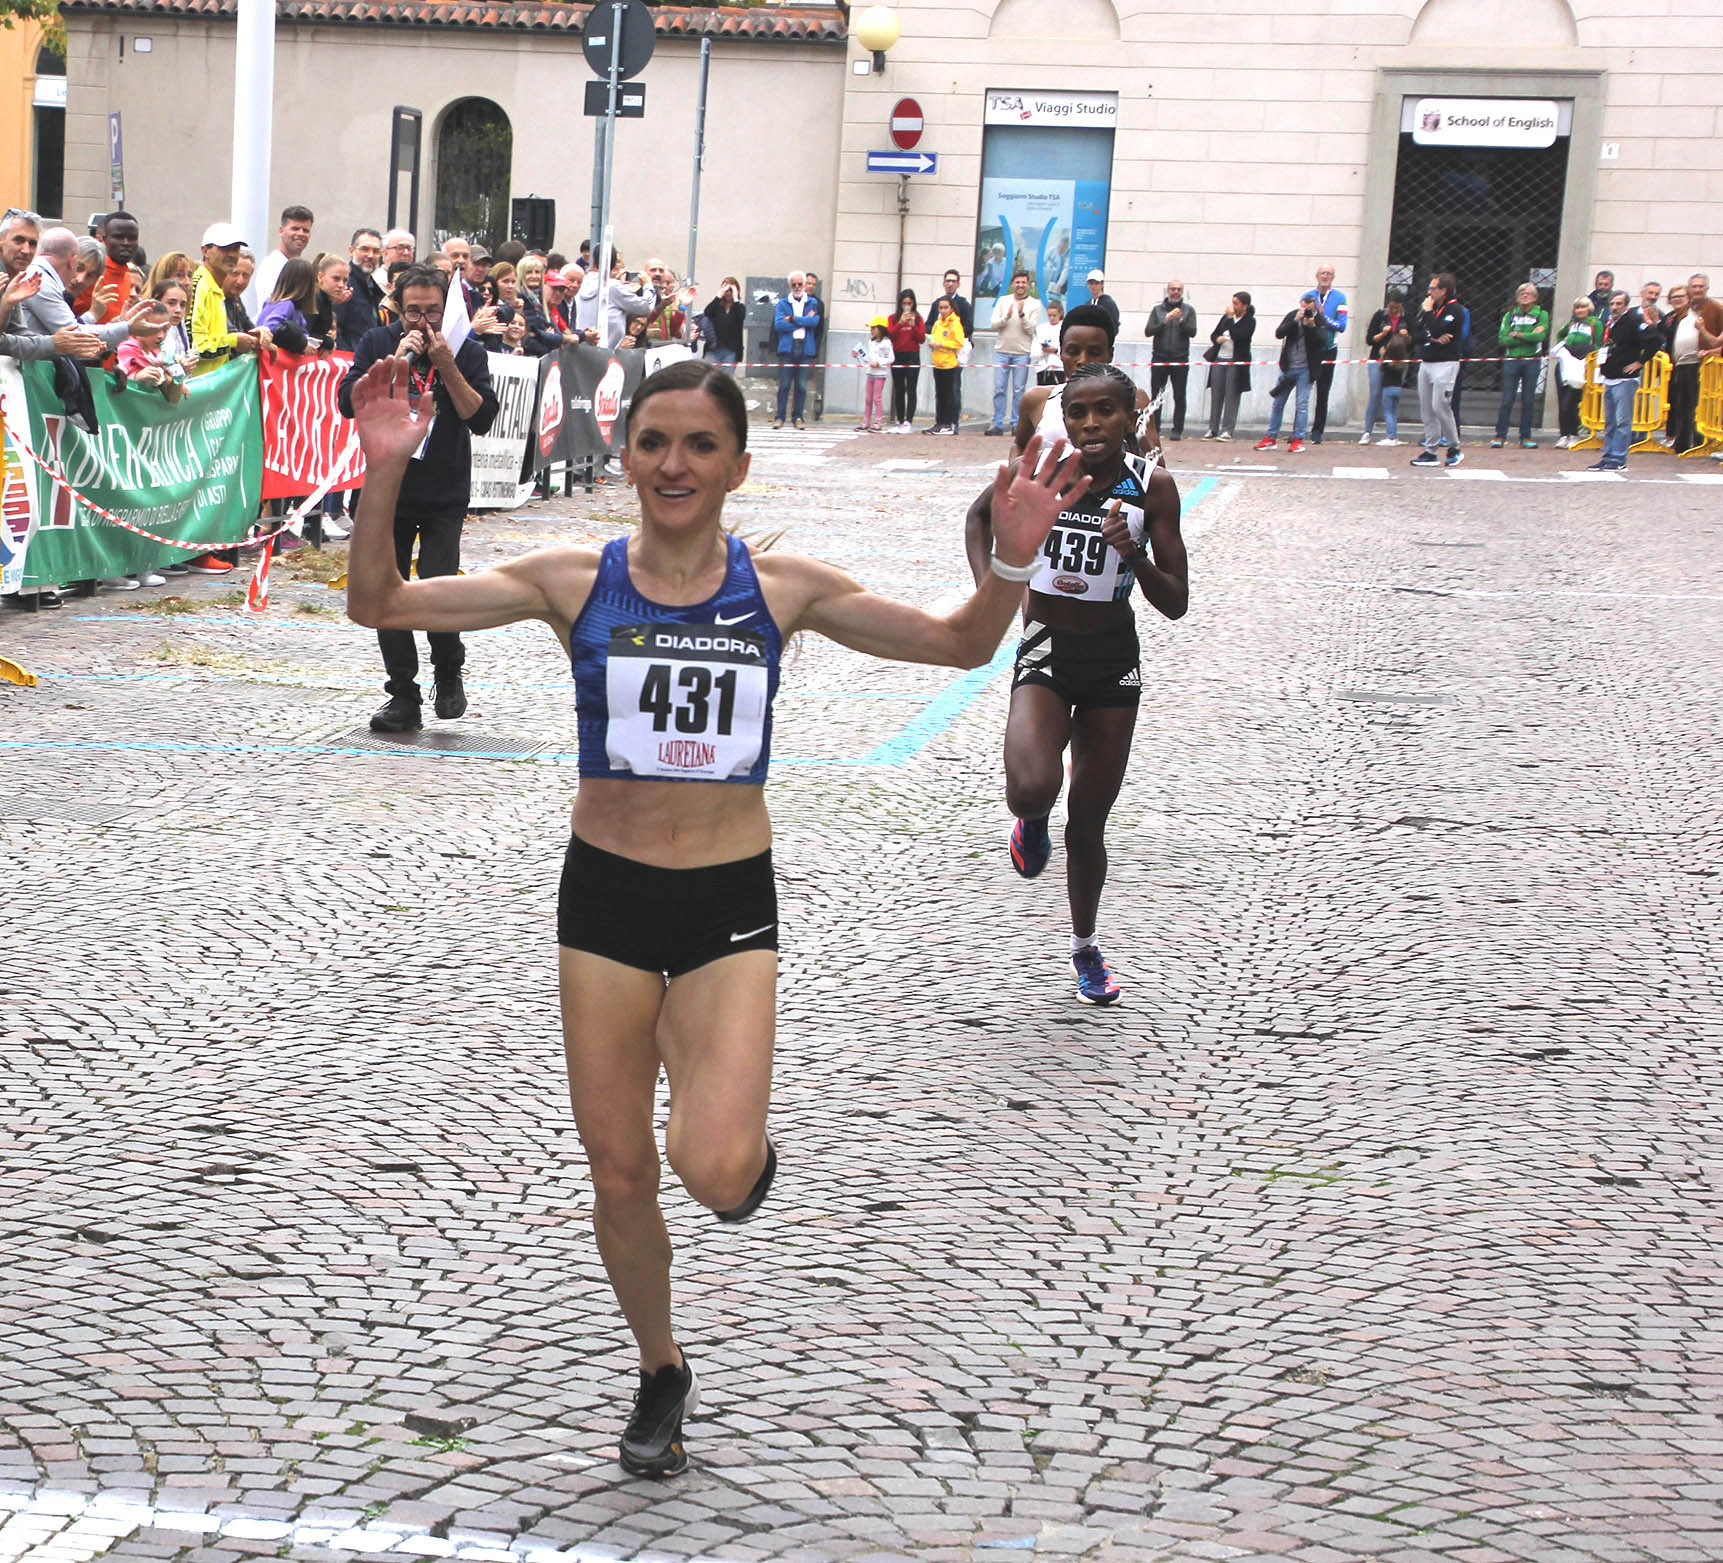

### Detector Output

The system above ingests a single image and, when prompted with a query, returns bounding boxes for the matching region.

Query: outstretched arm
[787,437,1087,668]
[343,358,587,634]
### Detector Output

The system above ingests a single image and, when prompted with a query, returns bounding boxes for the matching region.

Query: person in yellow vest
[185,222,273,574]
[189,222,270,376]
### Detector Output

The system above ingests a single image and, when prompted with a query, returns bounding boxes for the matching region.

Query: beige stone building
[54,0,1723,425]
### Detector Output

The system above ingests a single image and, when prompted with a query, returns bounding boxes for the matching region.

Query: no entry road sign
[890,98,924,151]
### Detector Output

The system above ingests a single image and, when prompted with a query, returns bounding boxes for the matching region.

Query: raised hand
[990,435,1091,568]
[3,271,43,303]
[349,356,430,467]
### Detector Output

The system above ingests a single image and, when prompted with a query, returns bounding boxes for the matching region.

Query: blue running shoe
[1072,945,1122,1005]
[1010,815,1052,878]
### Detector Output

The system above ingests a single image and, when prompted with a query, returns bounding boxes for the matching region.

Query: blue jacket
[772,293,822,360]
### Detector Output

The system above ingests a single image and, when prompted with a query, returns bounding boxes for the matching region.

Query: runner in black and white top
[342,356,1089,1480]
[965,363,1188,1004]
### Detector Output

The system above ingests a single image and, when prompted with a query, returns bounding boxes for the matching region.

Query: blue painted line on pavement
[23,479,1224,772]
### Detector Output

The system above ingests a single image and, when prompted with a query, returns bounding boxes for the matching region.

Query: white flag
[443,272,472,355]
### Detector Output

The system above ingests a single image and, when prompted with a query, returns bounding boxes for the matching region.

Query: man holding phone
[338,265,500,732]
[1411,272,1466,468]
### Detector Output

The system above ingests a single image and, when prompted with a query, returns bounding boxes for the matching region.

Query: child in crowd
[1376,330,1413,446]
[853,315,894,430]
[1034,299,1065,384]
[257,258,322,354]
[116,308,188,405]
[148,279,196,367]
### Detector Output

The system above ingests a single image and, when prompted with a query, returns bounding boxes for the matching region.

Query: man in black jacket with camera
[338,265,500,733]
[1254,292,1329,451]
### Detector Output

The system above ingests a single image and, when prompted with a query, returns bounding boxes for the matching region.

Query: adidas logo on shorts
[1118,668,1141,689]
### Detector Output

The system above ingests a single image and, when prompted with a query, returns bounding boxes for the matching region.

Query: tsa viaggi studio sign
[984,90,1118,129]
[1413,98,1559,148]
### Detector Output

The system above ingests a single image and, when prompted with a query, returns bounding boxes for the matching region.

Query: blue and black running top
[570,532,783,784]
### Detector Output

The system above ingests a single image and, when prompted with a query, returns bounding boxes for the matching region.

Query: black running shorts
[557,836,778,978]
[1011,618,1142,710]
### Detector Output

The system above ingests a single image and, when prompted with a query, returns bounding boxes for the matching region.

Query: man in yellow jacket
[184,221,272,575]
[189,221,268,374]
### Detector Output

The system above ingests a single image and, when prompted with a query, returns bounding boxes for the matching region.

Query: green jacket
[1498,304,1550,358]
[1557,316,1601,356]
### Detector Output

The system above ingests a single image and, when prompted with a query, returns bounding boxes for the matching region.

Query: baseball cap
[1301,289,1320,301]
[868,315,889,329]
[469,245,492,263]
[201,221,246,249]
[1086,269,1105,283]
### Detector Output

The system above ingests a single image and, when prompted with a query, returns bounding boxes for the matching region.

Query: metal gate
[1386,135,1569,425]
[434,98,513,253]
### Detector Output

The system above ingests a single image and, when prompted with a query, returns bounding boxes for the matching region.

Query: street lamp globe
[854,5,901,73]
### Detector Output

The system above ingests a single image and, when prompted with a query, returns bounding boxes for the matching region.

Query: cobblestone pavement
[2,423,1720,1563]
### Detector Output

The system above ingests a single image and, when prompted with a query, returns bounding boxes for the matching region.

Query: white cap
[201,221,246,249]
[1086,269,1105,283]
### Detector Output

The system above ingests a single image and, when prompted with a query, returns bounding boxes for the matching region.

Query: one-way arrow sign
[866,150,938,175]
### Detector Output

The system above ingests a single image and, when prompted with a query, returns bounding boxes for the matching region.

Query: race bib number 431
[604,622,770,780]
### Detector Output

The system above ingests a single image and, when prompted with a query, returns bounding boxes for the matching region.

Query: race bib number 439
[604,622,770,780]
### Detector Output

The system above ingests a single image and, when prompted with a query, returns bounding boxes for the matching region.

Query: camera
[494,303,517,325]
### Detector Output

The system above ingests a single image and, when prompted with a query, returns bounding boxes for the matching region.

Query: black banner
[532,344,697,468]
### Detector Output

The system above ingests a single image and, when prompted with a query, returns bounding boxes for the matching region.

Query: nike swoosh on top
[730,924,775,942]
[713,610,755,626]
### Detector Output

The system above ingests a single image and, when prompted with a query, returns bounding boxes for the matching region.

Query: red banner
[257,351,365,501]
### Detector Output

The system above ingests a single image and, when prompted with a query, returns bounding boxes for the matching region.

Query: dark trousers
[1667,361,1700,452]
[1150,362,1190,438]
[891,354,921,423]
[1557,383,1584,439]
[378,507,465,700]
[932,366,962,429]
[1311,351,1337,440]
[1206,363,1246,436]
[1494,359,1541,441]
[776,361,811,422]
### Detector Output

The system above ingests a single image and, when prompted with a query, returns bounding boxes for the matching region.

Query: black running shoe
[714,1137,776,1223]
[619,1356,698,1478]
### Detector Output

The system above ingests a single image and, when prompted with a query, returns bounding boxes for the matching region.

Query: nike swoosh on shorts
[730,924,775,942]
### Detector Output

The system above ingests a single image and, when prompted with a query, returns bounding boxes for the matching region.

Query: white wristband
[989,552,1039,583]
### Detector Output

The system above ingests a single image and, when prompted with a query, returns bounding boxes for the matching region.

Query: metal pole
[230,0,274,254]
[686,36,711,288]
[894,175,909,300]
[589,114,607,260]
[594,0,625,319]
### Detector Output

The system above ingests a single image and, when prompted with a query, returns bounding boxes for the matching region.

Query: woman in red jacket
[886,288,927,431]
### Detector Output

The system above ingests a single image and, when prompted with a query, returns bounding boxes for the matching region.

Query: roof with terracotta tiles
[59,0,848,40]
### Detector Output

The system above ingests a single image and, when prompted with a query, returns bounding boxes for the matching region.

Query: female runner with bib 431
[343,356,1090,1479]
[966,363,1188,1004]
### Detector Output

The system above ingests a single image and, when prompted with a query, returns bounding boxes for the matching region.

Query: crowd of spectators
[4,193,1720,612]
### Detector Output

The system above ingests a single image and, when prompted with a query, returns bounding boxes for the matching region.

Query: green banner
[20,359,262,586]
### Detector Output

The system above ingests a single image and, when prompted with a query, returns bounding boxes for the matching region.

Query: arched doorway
[434,97,512,251]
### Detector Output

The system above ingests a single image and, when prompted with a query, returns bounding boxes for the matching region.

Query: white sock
[1071,930,1098,955]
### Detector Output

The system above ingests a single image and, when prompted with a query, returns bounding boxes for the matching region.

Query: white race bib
[604,623,770,780]
[1028,487,1147,602]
